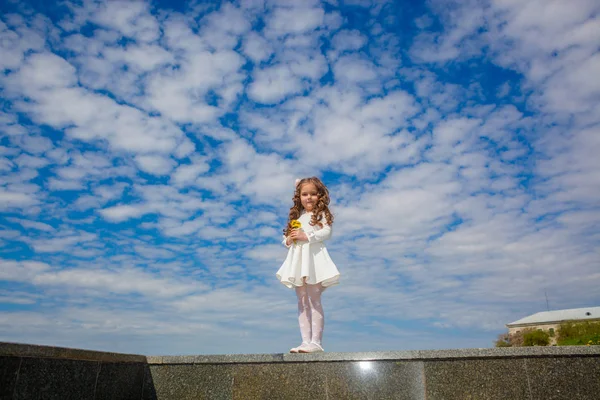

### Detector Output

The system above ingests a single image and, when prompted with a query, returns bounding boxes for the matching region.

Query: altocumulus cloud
[0,0,599,355]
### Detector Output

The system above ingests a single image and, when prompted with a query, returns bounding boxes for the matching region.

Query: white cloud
[103,43,174,71]
[74,183,129,210]
[265,6,325,37]
[0,259,204,298]
[242,32,273,63]
[35,267,199,298]
[0,260,50,282]
[283,50,328,80]
[171,160,210,186]
[218,138,299,203]
[95,183,128,201]
[202,2,251,36]
[247,64,303,104]
[135,155,176,176]
[0,111,28,136]
[14,135,54,155]
[331,29,367,52]
[97,183,216,225]
[0,19,46,71]
[0,189,38,210]
[83,0,160,42]
[432,117,481,147]
[284,87,421,174]
[359,90,418,128]
[542,53,600,113]
[4,57,186,155]
[410,0,485,63]
[144,48,245,123]
[14,153,50,168]
[496,81,511,98]
[161,216,207,237]
[12,52,77,89]
[246,243,286,262]
[30,232,97,253]
[99,204,148,222]
[333,54,378,83]
[7,218,55,232]
[0,157,13,171]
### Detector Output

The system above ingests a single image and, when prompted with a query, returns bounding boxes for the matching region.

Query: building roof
[507,306,600,327]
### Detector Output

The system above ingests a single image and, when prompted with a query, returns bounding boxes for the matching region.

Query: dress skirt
[276,240,340,289]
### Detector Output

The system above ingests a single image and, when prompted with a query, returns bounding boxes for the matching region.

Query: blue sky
[1,0,599,355]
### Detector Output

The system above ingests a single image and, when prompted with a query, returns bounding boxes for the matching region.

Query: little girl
[276,177,340,353]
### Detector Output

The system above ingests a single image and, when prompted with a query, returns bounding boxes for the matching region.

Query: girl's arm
[282,235,292,248]
[306,223,332,243]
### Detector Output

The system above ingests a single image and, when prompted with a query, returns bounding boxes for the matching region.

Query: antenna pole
[545,290,550,311]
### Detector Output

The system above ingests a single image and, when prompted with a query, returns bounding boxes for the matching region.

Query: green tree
[494,333,511,347]
[523,330,550,346]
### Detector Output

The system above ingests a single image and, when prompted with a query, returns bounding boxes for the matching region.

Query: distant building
[507,306,600,345]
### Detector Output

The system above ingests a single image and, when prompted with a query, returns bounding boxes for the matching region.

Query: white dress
[276,211,340,289]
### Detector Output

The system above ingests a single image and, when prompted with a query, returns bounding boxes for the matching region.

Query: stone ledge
[146,346,600,364]
[0,341,146,363]
[3,342,599,365]
[3,342,599,399]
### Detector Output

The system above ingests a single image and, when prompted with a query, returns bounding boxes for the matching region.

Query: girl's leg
[295,284,312,345]
[306,283,324,345]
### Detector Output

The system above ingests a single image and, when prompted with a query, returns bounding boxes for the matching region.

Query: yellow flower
[290,220,302,244]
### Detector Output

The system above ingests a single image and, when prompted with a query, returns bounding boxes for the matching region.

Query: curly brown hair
[283,176,334,236]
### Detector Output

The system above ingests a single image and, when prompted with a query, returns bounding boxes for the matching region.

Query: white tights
[295,283,324,345]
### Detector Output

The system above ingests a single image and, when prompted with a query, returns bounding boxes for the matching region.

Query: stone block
[142,364,158,400]
[319,361,425,400]
[229,360,424,400]
[424,358,530,400]
[231,362,326,399]
[525,356,600,400]
[0,356,21,399]
[148,364,233,400]
[12,357,98,400]
[94,362,145,400]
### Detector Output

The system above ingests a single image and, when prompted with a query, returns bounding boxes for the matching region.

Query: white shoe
[290,342,310,353]
[298,342,324,353]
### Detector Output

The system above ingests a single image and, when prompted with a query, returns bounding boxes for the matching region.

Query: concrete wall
[2,342,600,399]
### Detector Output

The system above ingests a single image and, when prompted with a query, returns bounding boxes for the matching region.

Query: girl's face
[300,182,319,212]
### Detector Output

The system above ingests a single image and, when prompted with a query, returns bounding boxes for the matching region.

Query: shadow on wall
[0,342,157,400]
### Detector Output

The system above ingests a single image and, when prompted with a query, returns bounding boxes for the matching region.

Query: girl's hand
[289,229,308,242]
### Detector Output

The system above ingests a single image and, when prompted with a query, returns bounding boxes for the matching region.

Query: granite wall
[0,342,149,400]
[145,347,600,400]
[2,342,599,399]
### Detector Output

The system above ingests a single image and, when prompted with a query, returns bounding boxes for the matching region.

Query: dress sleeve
[306,222,332,243]
[282,235,292,248]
